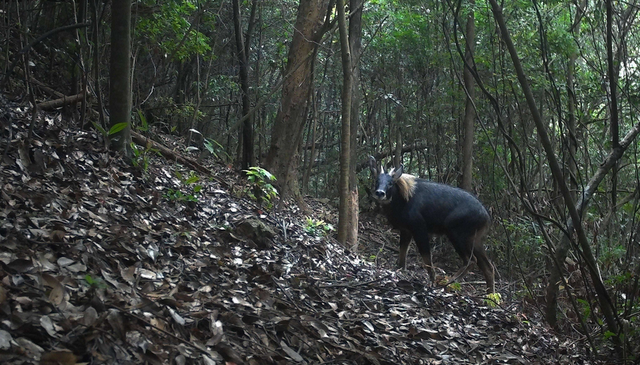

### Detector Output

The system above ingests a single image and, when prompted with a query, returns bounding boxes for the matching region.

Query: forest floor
[0,94,609,364]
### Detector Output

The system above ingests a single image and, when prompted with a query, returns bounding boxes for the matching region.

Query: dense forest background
[2,0,640,360]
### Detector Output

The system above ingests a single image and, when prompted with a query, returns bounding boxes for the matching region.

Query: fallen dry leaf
[40,350,77,365]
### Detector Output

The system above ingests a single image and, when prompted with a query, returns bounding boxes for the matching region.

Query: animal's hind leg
[468,224,495,293]
[448,253,475,285]
[452,225,495,293]
[446,230,477,285]
[474,247,495,293]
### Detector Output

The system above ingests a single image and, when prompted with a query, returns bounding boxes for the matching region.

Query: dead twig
[37,92,86,111]
[317,276,387,288]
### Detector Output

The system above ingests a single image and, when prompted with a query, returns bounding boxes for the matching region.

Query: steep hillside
[0,96,602,364]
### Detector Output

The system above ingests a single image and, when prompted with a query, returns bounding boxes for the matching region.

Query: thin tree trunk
[545,0,584,329]
[232,0,255,169]
[346,0,363,249]
[109,0,132,154]
[544,119,640,334]
[255,3,263,163]
[303,93,318,193]
[394,93,403,168]
[606,0,619,253]
[460,0,476,192]
[91,0,105,128]
[336,0,353,246]
[488,0,620,342]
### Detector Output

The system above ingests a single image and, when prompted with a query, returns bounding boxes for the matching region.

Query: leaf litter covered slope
[0,102,597,364]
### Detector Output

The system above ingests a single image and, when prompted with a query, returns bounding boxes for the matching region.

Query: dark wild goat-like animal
[369,157,495,293]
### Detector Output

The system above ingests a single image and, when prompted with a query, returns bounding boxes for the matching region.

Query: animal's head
[368,156,405,204]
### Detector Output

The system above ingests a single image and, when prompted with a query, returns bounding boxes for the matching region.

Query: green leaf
[92,121,107,136]
[108,122,129,135]
[185,175,200,184]
[136,109,149,132]
[603,331,617,340]
[485,292,502,307]
[85,275,97,286]
[204,139,216,154]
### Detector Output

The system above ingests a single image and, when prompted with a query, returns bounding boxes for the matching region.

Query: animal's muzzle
[374,190,386,200]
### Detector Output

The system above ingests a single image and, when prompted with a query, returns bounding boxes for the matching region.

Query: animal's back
[386,179,489,235]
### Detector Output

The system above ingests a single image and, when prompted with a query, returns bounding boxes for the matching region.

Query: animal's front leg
[413,228,436,284]
[397,230,412,269]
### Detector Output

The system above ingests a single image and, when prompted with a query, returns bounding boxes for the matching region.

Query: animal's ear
[392,164,404,180]
[368,156,378,175]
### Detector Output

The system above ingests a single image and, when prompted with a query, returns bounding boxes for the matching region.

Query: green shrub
[244,167,278,209]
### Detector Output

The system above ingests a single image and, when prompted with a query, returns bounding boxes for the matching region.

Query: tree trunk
[460,0,476,192]
[542,118,640,335]
[232,0,255,169]
[336,0,353,245]
[255,4,263,163]
[302,93,318,193]
[606,0,620,253]
[545,0,583,329]
[109,0,132,154]
[91,0,105,129]
[394,95,403,168]
[488,0,620,342]
[346,0,363,250]
[265,0,332,201]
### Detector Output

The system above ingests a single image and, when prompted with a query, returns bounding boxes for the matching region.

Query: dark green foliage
[244,167,278,209]
[304,217,335,237]
[136,0,211,61]
[164,171,202,203]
